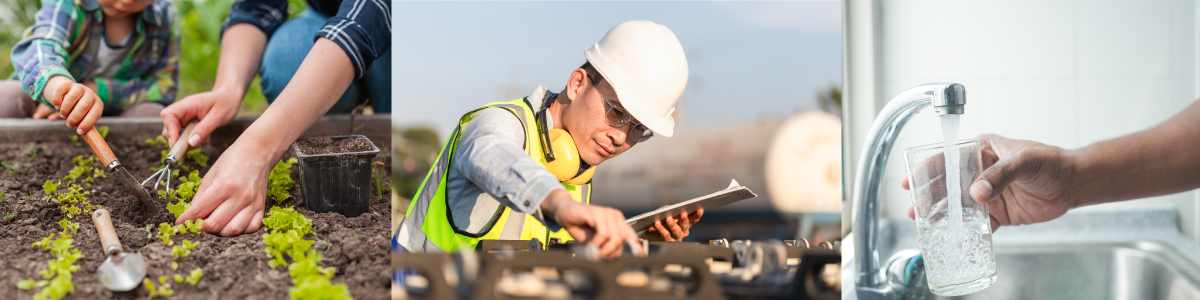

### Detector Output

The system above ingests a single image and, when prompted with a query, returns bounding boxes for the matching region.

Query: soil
[295,137,374,156]
[0,135,391,299]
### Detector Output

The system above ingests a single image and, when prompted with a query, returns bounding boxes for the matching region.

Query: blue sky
[391,1,842,136]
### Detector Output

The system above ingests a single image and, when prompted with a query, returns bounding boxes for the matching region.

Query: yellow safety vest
[398,96,590,253]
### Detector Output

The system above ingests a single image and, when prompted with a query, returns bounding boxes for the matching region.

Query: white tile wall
[858,0,1200,239]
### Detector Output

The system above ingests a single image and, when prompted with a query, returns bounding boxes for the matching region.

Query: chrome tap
[852,83,965,299]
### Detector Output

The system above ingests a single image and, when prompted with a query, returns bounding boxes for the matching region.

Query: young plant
[68,135,81,147]
[185,148,209,167]
[172,240,197,260]
[5,212,14,222]
[157,223,177,246]
[173,268,202,286]
[26,148,37,158]
[1,192,7,204]
[23,231,82,300]
[96,126,109,139]
[267,158,299,204]
[3,160,25,177]
[145,135,168,148]
[372,161,387,199]
[143,276,174,299]
[166,171,201,218]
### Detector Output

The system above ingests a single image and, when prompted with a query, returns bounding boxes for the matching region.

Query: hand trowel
[81,127,159,213]
[92,209,147,291]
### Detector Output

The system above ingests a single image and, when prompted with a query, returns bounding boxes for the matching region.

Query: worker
[394,21,702,258]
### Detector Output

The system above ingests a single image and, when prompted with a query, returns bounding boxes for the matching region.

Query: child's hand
[32,103,60,120]
[42,76,104,135]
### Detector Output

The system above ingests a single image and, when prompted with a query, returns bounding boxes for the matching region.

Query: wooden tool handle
[92,209,122,256]
[82,127,118,169]
[167,120,198,162]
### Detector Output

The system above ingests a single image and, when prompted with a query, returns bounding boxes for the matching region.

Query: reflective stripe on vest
[396,98,591,253]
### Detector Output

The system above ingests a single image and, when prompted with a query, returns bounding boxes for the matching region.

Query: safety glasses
[587,74,653,142]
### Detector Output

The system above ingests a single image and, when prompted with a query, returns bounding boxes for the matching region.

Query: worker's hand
[161,89,241,147]
[903,134,1078,232]
[41,75,104,135]
[174,138,269,236]
[540,190,639,259]
[643,208,703,242]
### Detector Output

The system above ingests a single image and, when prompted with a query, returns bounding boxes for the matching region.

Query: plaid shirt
[10,0,179,114]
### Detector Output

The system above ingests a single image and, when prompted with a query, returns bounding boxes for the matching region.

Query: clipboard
[625,179,758,232]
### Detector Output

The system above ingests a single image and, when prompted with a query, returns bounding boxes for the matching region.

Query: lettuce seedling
[267,158,298,204]
[186,148,209,167]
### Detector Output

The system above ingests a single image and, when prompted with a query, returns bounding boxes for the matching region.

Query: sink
[925,241,1200,300]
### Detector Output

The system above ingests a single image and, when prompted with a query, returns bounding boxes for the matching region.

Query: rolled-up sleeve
[451,108,565,228]
[316,0,390,79]
[222,0,288,38]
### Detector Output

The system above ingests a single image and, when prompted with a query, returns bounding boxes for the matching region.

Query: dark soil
[0,136,390,299]
[295,136,374,156]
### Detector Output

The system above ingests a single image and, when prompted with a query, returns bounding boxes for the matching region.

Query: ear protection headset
[536,94,596,185]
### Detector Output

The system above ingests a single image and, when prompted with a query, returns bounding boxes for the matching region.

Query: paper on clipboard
[625,179,758,232]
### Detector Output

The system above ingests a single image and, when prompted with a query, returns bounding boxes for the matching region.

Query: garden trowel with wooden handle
[82,127,159,213]
[92,209,146,291]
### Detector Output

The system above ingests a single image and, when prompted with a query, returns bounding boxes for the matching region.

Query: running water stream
[941,114,963,229]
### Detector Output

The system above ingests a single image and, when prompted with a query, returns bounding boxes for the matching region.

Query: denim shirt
[10,0,180,114]
[223,0,390,79]
[446,91,566,233]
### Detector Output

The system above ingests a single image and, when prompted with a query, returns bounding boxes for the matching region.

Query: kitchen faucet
[852,83,966,299]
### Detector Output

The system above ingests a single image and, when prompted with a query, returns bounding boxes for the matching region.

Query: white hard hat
[585,20,688,137]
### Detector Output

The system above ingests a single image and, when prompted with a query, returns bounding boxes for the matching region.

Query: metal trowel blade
[97,252,147,292]
[113,166,158,210]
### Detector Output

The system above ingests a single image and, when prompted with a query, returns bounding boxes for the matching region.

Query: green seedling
[3,161,28,177]
[267,158,298,204]
[97,126,108,139]
[1,192,7,204]
[185,268,202,286]
[26,148,37,158]
[57,219,79,234]
[171,262,179,271]
[186,148,209,167]
[172,240,197,260]
[68,135,81,147]
[372,161,387,199]
[144,276,174,299]
[157,223,177,246]
[174,268,203,286]
[25,231,82,300]
[5,212,15,222]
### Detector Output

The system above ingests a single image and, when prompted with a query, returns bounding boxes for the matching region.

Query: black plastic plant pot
[292,135,379,217]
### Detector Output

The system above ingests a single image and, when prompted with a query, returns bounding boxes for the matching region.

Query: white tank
[591,111,842,214]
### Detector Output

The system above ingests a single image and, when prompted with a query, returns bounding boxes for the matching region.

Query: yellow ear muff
[544,129,581,181]
[543,129,597,184]
[564,165,595,185]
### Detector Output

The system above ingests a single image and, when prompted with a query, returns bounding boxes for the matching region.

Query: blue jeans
[259,9,391,113]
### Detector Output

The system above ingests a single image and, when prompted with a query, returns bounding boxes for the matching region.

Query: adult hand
[174,138,271,236]
[160,89,241,147]
[41,76,104,134]
[541,190,639,258]
[903,134,1079,232]
[643,208,703,242]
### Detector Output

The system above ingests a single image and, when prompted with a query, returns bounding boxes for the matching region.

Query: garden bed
[0,116,391,300]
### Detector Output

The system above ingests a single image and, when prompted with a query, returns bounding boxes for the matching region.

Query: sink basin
[926,241,1200,300]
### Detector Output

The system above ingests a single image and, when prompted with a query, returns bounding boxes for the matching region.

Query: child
[1,0,179,135]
